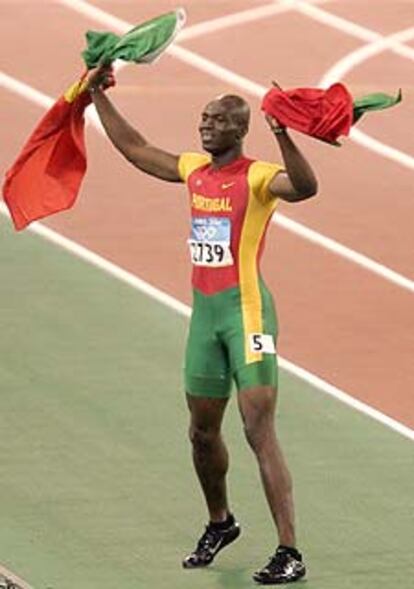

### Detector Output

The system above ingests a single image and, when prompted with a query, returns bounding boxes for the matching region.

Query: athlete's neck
[211,145,243,169]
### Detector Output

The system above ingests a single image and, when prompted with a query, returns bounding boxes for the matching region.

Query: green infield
[0,218,412,589]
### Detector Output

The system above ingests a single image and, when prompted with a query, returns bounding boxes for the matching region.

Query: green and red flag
[261,83,402,145]
[2,8,186,231]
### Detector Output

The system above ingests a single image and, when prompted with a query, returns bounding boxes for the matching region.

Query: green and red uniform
[178,152,283,397]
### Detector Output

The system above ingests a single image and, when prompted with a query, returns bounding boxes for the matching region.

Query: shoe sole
[253,567,306,585]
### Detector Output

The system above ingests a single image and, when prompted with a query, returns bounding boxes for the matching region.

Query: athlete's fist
[87,64,116,94]
[265,80,286,134]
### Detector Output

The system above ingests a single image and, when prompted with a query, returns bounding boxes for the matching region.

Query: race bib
[188,217,234,267]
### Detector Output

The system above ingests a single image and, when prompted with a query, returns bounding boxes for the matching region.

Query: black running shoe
[253,546,306,584]
[182,513,241,568]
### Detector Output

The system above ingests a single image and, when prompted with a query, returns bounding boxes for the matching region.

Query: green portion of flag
[82,31,119,67]
[353,89,402,123]
[82,9,186,68]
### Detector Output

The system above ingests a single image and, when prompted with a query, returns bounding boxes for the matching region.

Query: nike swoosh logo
[222,182,235,189]
[209,537,224,555]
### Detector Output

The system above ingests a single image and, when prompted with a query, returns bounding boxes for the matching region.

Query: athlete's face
[199,101,243,155]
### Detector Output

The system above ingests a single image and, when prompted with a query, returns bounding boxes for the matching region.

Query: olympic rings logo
[193,226,218,241]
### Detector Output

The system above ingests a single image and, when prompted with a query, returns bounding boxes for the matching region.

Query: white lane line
[318,26,414,171]
[168,43,266,94]
[58,0,129,33]
[293,0,414,59]
[57,0,304,38]
[320,26,414,87]
[0,70,104,133]
[0,200,412,443]
[177,0,330,41]
[281,358,414,442]
[0,202,190,318]
[0,565,33,589]
[276,216,414,292]
[349,127,414,172]
[293,0,378,42]
[56,0,325,42]
[2,69,414,294]
[178,0,302,42]
[0,72,53,109]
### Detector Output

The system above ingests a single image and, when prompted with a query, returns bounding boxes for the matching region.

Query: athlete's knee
[243,414,275,453]
[239,388,276,452]
[189,424,221,455]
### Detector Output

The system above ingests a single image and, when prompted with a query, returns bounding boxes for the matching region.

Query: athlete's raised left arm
[266,115,318,202]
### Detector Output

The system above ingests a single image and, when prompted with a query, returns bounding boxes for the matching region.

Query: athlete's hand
[86,64,116,94]
[265,113,285,132]
[265,80,286,134]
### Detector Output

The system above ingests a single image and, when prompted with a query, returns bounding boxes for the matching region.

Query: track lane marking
[177,0,332,41]
[0,565,32,589]
[318,25,414,169]
[348,128,414,172]
[179,0,314,41]
[293,0,414,57]
[287,2,414,163]
[0,200,412,443]
[2,71,413,292]
[320,25,414,87]
[276,215,414,292]
[56,0,328,41]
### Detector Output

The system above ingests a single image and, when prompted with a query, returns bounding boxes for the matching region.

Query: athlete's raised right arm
[87,66,182,183]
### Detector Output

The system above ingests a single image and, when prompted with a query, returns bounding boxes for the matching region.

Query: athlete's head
[199,95,250,155]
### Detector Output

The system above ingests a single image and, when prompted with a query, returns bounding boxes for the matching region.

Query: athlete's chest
[186,160,252,268]
[188,162,250,221]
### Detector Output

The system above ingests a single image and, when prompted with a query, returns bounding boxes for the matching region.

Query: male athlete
[87,65,318,585]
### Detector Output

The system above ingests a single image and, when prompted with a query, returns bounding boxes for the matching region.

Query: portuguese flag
[2,9,186,231]
[261,83,402,145]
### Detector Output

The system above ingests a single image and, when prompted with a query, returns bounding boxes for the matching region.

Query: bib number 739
[188,240,230,266]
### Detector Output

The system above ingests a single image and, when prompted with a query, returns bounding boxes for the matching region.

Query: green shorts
[185,281,278,398]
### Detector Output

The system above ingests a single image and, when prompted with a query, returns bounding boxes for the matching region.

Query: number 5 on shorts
[249,333,276,354]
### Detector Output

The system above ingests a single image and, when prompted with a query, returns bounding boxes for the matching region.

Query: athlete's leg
[186,394,230,522]
[183,394,240,569]
[183,289,240,568]
[237,385,296,547]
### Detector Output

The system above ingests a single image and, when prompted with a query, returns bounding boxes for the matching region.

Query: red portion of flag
[2,90,90,230]
[261,83,354,144]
